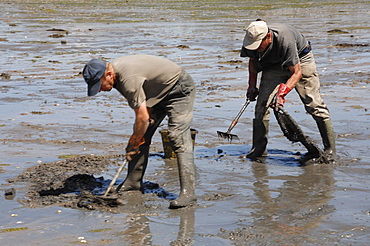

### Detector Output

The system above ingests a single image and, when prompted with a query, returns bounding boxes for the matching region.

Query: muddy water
[1,0,370,245]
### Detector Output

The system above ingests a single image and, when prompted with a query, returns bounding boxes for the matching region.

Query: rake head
[217,131,239,141]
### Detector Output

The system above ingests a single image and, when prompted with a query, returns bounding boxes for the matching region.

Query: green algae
[87,228,113,233]
[0,227,29,233]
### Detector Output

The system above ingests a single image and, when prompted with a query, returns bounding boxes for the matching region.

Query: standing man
[82,54,196,208]
[240,19,335,162]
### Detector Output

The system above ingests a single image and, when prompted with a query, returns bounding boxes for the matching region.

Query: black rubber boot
[315,118,336,161]
[116,145,149,192]
[246,119,269,160]
[299,151,322,166]
[169,152,197,209]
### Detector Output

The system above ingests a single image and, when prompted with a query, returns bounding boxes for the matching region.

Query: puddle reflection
[250,161,335,236]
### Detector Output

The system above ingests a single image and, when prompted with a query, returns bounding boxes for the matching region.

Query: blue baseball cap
[82,58,106,96]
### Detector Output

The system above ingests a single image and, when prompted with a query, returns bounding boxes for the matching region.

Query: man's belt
[299,42,312,58]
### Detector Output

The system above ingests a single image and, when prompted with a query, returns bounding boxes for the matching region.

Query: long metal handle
[226,99,251,133]
[103,158,128,197]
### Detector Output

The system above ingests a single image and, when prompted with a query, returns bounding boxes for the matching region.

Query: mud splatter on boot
[169,152,196,209]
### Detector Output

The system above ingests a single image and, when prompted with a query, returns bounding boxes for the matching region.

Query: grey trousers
[120,69,196,193]
[255,52,331,121]
[139,69,196,158]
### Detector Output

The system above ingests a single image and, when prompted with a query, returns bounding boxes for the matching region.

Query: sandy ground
[1,0,370,245]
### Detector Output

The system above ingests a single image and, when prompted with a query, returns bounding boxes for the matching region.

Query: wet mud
[1,0,370,245]
[9,155,177,214]
[11,155,115,210]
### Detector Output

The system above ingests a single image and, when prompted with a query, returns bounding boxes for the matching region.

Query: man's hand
[275,83,291,110]
[247,86,259,101]
[126,102,149,161]
[126,137,145,161]
[125,147,139,161]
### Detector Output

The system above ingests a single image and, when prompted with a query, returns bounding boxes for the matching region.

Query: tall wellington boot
[246,119,269,160]
[116,145,149,192]
[316,118,336,161]
[169,152,197,209]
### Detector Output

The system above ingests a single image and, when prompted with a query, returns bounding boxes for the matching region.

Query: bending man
[82,54,196,208]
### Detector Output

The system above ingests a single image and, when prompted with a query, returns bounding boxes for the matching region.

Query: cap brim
[87,80,101,96]
[243,38,263,50]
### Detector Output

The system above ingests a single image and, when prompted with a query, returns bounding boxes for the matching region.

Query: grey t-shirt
[240,24,308,72]
[112,55,181,109]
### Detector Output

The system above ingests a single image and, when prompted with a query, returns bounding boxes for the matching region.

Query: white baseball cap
[243,21,268,50]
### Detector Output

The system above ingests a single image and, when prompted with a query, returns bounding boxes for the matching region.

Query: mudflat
[1,1,370,245]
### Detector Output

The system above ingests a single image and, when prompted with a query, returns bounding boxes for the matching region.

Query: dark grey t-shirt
[112,55,181,109]
[240,24,308,72]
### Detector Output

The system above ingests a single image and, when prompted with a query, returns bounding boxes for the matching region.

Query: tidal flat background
[1,0,370,245]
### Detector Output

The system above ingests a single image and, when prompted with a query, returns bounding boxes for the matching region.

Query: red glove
[275,83,291,110]
[247,87,259,101]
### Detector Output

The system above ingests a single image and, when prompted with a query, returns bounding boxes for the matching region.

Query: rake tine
[217,131,239,141]
[217,99,250,141]
[217,131,226,138]
[229,134,239,141]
